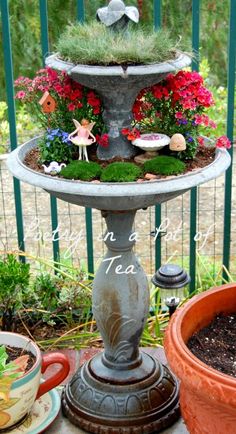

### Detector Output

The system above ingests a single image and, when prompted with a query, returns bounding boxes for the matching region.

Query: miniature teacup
[0,332,70,430]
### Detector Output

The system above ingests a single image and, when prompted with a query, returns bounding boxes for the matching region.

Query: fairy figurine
[69,119,96,162]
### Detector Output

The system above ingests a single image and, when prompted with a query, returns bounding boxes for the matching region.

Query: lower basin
[7,137,231,211]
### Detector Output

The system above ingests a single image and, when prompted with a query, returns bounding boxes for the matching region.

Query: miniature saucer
[9,388,61,434]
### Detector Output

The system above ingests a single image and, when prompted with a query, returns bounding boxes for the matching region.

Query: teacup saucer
[7,388,61,434]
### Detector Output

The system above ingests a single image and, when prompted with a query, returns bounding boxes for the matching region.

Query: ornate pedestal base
[62,350,179,434]
[62,210,179,433]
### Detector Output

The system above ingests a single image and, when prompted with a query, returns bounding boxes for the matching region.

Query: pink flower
[15,91,26,99]
[194,114,210,127]
[175,112,183,119]
[209,120,217,129]
[215,136,231,149]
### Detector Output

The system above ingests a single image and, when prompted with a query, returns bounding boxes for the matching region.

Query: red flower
[197,137,205,147]
[47,68,58,82]
[121,128,130,135]
[97,134,109,148]
[93,107,101,115]
[68,103,76,111]
[122,127,141,141]
[70,89,83,100]
[215,136,231,149]
[88,97,101,108]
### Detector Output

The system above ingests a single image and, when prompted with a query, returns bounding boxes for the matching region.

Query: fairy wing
[87,122,95,132]
[72,119,82,129]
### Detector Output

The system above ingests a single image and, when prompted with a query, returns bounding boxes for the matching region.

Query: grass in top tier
[56,22,184,66]
[60,161,102,181]
[143,156,186,176]
[101,162,142,182]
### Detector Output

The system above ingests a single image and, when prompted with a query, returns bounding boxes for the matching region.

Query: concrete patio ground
[44,347,189,433]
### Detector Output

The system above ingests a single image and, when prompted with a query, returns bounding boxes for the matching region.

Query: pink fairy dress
[70,126,95,147]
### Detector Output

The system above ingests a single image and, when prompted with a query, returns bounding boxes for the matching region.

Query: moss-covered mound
[60,161,102,181]
[56,22,181,66]
[101,162,142,182]
[143,156,186,176]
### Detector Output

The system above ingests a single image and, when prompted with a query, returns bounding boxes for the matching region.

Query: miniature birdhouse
[169,133,186,151]
[39,91,56,113]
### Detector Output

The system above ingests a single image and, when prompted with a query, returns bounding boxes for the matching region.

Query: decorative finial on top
[97,0,139,32]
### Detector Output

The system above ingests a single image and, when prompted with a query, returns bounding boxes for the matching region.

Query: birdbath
[7,1,231,433]
[132,133,171,164]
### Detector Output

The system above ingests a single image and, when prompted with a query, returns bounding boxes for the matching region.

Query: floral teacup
[0,332,70,430]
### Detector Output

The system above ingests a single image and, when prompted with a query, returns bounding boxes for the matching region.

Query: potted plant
[164,283,236,434]
[0,332,70,429]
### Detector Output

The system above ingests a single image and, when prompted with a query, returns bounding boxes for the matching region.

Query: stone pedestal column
[62,211,180,433]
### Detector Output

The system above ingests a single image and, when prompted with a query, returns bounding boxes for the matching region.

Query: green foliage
[60,160,102,181]
[0,346,23,380]
[199,58,233,138]
[101,162,142,182]
[33,272,59,312]
[38,129,75,164]
[0,102,39,154]
[176,134,199,160]
[56,22,181,65]
[0,255,30,331]
[143,156,186,176]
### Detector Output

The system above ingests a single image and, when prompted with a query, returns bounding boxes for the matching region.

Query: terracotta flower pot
[164,283,236,434]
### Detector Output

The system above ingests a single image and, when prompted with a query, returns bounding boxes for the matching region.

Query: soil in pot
[187,313,236,378]
[5,345,36,372]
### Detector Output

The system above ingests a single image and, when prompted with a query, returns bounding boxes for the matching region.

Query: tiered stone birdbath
[7,1,231,433]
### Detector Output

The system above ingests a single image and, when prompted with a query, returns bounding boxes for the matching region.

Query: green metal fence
[0,0,235,288]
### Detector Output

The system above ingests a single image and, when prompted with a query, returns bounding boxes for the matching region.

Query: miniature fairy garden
[14,0,230,183]
[15,67,230,183]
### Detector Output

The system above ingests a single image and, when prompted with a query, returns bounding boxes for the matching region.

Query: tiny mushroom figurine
[169,133,186,151]
[69,119,96,163]
[39,91,56,113]
[42,161,66,176]
[97,0,139,32]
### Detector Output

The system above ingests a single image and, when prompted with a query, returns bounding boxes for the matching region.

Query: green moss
[143,156,186,176]
[101,162,142,182]
[60,161,102,181]
[56,22,183,66]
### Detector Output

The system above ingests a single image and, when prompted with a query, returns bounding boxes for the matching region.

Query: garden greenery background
[0,0,233,152]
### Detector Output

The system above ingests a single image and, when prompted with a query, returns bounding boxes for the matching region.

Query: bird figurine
[97,0,139,32]
[69,119,96,163]
[42,161,66,176]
